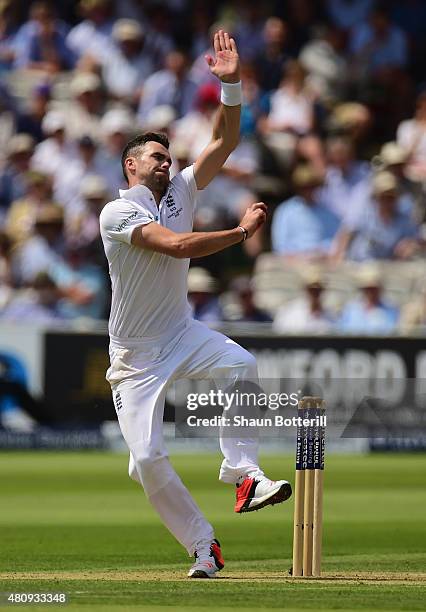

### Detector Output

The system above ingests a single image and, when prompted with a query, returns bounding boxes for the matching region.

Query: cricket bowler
[100,30,292,578]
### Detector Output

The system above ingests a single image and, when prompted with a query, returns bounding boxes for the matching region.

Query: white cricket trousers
[107,318,261,555]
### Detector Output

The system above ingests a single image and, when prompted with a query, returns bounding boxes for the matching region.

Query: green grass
[0,452,425,610]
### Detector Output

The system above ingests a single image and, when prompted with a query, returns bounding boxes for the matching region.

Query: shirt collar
[119,183,153,201]
[119,182,170,205]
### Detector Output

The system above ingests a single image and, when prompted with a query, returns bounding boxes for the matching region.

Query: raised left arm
[193,30,241,190]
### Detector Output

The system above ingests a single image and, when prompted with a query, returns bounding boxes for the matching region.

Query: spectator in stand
[349,4,408,77]
[271,164,340,259]
[52,134,110,215]
[319,136,370,221]
[260,59,313,137]
[15,82,51,143]
[11,203,67,285]
[11,204,96,313]
[227,275,272,323]
[376,142,424,221]
[0,0,20,72]
[213,137,261,258]
[0,134,35,216]
[239,61,266,137]
[325,0,373,32]
[338,265,399,335]
[258,60,324,173]
[5,171,53,246]
[193,121,260,254]
[169,140,190,175]
[0,270,64,323]
[13,1,70,70]
[169,140,233,233]
[114,0,173,64]
[16,2,75,73]
[99,108,133,194]
[187,267,223,323]
[101,19,155,104]
[343,147,417,231]
[58,241,108,319]
[194,169,256,231]
[0,83,15,149]
[143,2,174,64]
[328,102,372,151]
[172,82,219,162]
[254,17,289,92]
[396,90,426,181]
[61,72,105,141]
[32,110,76,178]
[299,22,347,104]
[349,2,412,132]
[376,142,409,180]
[335,171,422,262]
[66,0,114,63]
[67,174,109,250]
[138,50,198,123]
[141,104,176,138]
[273,268,334,334]
[400,277,426,334]
[233,2,265,62]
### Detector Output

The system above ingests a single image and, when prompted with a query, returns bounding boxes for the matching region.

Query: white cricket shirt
[100,165,197,339]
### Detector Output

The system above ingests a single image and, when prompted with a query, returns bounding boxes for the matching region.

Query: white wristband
[220,81,242,106]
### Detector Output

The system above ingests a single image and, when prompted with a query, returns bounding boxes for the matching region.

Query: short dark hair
[121,132,170,182]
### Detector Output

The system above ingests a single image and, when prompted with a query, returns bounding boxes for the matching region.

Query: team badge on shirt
[165,193,183,219]
[113,391,123,412]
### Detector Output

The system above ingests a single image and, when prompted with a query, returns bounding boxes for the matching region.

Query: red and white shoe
[235,475,292,513]
[187,539,225,578]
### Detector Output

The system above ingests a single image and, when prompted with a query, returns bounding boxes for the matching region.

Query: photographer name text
[186,415,327,428]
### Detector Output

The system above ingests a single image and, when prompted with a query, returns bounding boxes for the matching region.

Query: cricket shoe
[187,539,224,578]
[234,474,292,513]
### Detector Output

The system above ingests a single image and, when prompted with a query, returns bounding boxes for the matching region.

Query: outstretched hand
[205,30,240,83]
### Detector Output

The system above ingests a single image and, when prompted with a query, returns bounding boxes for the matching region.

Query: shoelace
[236,471,265,487]
[194,540,216,562]
[194,546,212,560]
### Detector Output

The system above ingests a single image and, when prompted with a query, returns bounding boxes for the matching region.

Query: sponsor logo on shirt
[113,211,138,232]
[167,207,183,219]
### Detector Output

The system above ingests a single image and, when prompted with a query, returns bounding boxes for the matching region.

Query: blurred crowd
[1,0,426,334]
